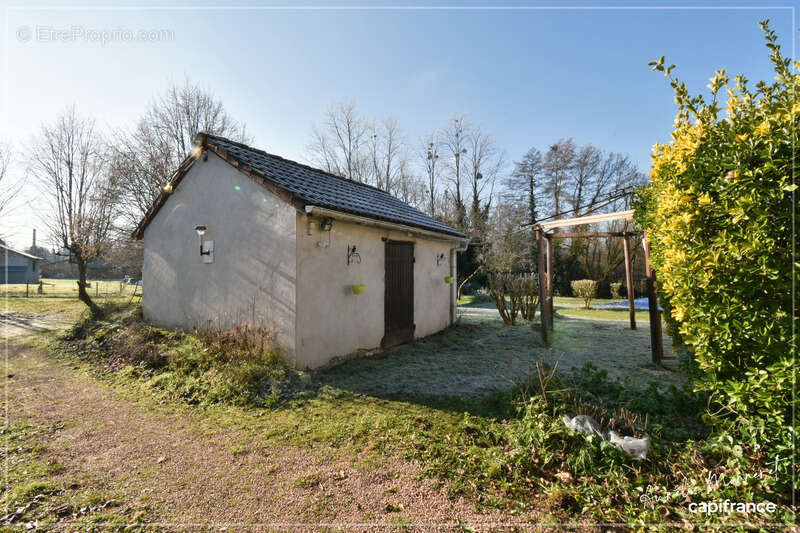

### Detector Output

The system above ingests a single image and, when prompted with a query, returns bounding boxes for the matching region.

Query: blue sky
[1,0,797,248]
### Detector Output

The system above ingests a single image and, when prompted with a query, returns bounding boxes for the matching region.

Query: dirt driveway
[6,341,531,530]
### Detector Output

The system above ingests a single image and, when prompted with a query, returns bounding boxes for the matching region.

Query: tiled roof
[203,134,465,239]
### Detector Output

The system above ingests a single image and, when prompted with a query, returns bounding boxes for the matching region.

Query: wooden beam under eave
[538,210,634,230]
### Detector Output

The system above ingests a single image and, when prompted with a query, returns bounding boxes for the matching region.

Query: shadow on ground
[1,313,70,338]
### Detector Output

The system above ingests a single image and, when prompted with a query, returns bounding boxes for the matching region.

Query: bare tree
[394,155,426,208]
[366,116,404,192]
[466,127,503,236]
[420,132,441,217]
[506,147,544,268]
[568,144,601,215]
[31,108,120,316]
[0,142,22,219]
[441,115,471,231]
[542,138,576,218]
[111,79,248,227]
[307,101,368,183]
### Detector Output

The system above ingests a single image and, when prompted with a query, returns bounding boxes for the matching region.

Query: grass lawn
[557,306,652,322]
[3,278,138,321]
[458,293,656,324]
[4,295,794,527]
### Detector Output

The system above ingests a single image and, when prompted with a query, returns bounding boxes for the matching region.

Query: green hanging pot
[444,276,454,284]
[352,284,366,295]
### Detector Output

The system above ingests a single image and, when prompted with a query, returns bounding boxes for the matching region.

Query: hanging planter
[351,284,366,295]
[444,276,454,284]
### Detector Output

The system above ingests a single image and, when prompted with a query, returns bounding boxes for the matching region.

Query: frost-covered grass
[318,306,685,399]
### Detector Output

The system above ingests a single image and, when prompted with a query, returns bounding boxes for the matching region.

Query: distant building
[1,243,42,284]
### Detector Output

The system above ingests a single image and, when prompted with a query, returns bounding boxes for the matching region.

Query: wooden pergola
[534,210,664,367]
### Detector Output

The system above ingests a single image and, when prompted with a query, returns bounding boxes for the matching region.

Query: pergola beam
[623,234,636,330]
[538,209,634,229]
[642,233,664,368]
[546,231,642,239]
[529,208,665,368]
[536,228,551,346]
[545,234,554,331]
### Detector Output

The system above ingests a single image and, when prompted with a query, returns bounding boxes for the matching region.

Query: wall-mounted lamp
[436,252,446,266]
[195,225,214,263]
[320,217,333,232]
[347,245,361,266]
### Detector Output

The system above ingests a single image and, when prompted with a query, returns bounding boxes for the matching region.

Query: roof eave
[0,245,43,260]
[304,205,468,243]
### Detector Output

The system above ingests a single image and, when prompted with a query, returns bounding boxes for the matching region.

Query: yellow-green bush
[610,282,623,300]
[570,279,598,309]
[635,22,797,459]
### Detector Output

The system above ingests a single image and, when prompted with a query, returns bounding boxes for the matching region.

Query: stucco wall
[295,214,455,368]
[142,152,297,358]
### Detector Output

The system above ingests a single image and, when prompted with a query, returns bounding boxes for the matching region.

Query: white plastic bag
[607,430,650,460]
[562,414,604,438]
[562,413,650,460]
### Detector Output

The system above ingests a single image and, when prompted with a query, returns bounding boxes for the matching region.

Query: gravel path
[5,341,536,530]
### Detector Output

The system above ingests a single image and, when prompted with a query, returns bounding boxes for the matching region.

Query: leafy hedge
[635,21,796,462]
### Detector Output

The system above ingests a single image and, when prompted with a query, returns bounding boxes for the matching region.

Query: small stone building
[0,243,41,284]
[134,134,467,369]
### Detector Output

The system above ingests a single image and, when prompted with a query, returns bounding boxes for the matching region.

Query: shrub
[488,274,540,324]
[487,273,521,325]
[570,279,598,309]
[610,282,623,300]
[634,21,796,463]
[61,306,293,407]
[510,274,540,321]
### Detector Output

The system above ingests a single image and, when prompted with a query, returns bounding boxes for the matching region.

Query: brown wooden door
[383,241,414,347]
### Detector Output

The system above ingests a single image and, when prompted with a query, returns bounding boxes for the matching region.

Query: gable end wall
[142,152,297,358]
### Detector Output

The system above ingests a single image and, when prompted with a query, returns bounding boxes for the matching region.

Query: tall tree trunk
[77,259,101,317]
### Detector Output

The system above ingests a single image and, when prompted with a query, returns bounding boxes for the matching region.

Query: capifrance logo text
[688,500,777,515]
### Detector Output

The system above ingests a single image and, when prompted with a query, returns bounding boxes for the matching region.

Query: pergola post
[642,233,664,367]
[545,233,554,331]
[622,234,636,330]
[536,228,551,346]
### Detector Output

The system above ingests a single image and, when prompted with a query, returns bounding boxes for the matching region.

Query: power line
[521,185,637,228]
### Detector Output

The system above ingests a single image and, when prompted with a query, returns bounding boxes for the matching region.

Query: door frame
[382,239,415,348]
